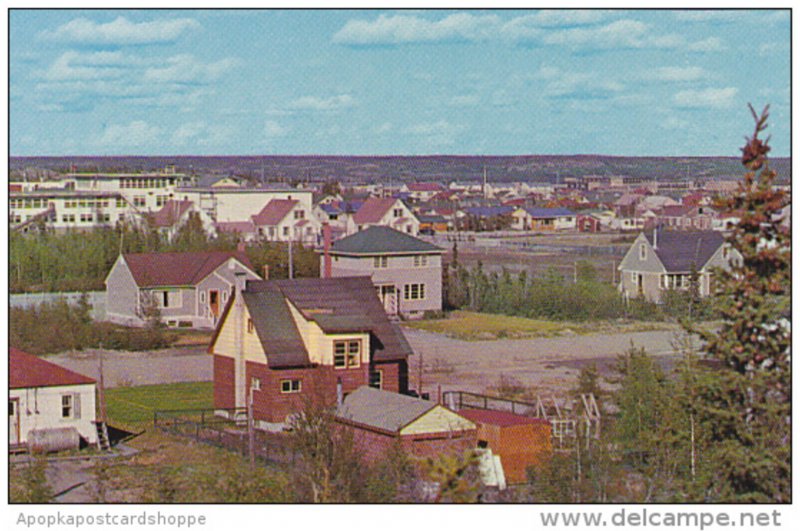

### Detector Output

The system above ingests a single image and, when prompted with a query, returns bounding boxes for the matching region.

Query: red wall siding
[213,355,235,410]
[340,422,477,463]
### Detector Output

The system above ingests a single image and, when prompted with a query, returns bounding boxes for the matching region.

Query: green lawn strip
[105,382,213,427]
[404,310,676,340]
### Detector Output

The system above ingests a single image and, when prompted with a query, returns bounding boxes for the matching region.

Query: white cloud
[333,13,501,45]
[673,11,741,23]
[688,37,726,52]
[661,116,690,130]
[35,51,235,111]
[43,51,131,81]
[404,120,466,146]
[287,94,356,111]
[40,16,200,46]
[534,66,624,98]
[501,10,605,41]
[144,54,238,83]
[447,94,480,107]
[264,120,289,138]
[543,19,682,50]
[648,66,708,82]
[375,122,393,134]
[673,87,738,109]
[96,120,161,147]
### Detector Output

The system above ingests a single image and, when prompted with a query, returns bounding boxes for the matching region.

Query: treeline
[10,295,174,355]
[10,214,319,293]
[444,256,713,322]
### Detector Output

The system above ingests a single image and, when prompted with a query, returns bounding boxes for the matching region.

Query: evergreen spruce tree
[689,105,790,502]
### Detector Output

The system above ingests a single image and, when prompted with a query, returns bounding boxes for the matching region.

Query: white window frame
[156,290,183,309]
[639,243,647,261]
[280,379,302,393]
[369,369,383,390]
[61,393,80,419]
[404,283,426,301]
[250,377,261,391]
[333,340,361,369]
[373,256,388,268]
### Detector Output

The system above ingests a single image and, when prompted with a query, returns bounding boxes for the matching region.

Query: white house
[9,348,98,449]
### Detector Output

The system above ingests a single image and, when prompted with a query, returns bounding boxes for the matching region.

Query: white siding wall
[10,384,97,445]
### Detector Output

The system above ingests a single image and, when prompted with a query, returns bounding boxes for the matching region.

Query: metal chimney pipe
[323,222,332,278]
[336,377,343,407]
[653,225,658,250]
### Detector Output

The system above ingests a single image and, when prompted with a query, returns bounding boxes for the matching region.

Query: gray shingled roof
[241,290,310,368]
[246,277,413,366]
[335,386,436,433]
[330,226,442,255]
[645,229,724,272]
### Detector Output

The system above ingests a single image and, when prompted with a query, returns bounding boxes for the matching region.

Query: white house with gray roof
[618,227,740,303]
[322,226,444,318]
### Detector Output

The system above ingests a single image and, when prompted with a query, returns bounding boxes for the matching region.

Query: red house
[209,276,412,428]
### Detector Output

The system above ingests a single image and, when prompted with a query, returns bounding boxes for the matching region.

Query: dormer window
[334,340,361,369]
[639,243,647,261]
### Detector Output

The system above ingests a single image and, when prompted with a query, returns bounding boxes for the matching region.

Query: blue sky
[9,9,790,156]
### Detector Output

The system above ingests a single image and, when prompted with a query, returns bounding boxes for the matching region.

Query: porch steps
[95,421,111,451]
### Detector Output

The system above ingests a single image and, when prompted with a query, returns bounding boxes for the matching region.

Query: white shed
[9,348,98,450]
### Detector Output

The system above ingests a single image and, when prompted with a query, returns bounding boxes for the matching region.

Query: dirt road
[47,347,211,389]
[45,328,693,396]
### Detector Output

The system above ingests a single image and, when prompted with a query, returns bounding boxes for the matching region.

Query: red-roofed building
[9,348,98,448]
[459,409,552,484]
[250,199,320,245]
[104,251,261,329]
[400,182,445,202]
[148,200,217,241]
[352,197,419,236]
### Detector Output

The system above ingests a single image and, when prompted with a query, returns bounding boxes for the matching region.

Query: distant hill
[9,155,791,185]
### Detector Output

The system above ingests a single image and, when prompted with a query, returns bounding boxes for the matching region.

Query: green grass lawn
[105,382,213,428]
[403,310,676,340]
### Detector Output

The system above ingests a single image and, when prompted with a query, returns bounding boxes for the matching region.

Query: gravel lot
[402,327,692,396]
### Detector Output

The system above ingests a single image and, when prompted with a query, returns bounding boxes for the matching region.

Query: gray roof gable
[242,290,310,369]
[335,386,436,433]
[330,226,442,255]
[645,229,724,272]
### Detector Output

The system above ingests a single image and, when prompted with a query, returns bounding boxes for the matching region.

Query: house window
[630,272,637,283]
[281,379,301,393]
[61,394,80,419]
[406,225,412,233]
[133,196,146,207]
[157,290,182,308]
[222,291,228,304]
[639,243,647,260]
[404,283,426,301]
[373,256,388,268]
[250,377,261,391]
[294,210,305,219]
[413,255,428,267]
[283,226,289,236]
[334,340,361,369]
[247,318,254,334]
[393,208,403,218]
[200,291,206,303]
[369,369,383,390]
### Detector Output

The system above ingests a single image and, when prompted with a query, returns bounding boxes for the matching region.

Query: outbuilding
[335,386,477,463]
[9,348,98,451]
[459,409,552,485]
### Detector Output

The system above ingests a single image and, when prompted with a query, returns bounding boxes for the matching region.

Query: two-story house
[208,276,413,429]
[250,198,320,245]
[322,226,444,317]
[618,228,740,303]
[352,197,420,236]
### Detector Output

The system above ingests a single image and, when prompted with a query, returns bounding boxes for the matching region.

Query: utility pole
[288,238,294,279]
[248,385,255,469]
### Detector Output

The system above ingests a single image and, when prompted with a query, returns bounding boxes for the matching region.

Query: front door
[209,290,220,319]
[379,285,397,315]
[9,398,20,445]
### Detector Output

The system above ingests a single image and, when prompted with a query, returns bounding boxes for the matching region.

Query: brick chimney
[322,222,332,278]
